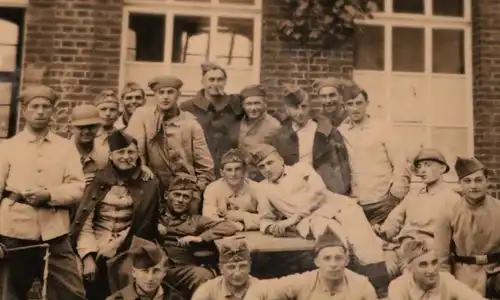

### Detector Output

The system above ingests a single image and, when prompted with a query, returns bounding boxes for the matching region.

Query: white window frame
[119,0,262,97]
[353,0,473,158]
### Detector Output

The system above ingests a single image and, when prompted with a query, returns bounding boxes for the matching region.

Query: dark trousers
[84,257,111,300]
[164,265,214,299]
[0,234,86,300]
[486,272,500,299]
[361,195,400,225]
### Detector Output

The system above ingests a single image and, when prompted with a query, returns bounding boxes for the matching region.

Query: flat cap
[168,175,198,192]
[413,148,450,174]
[314,227,346,256]
[19,85,58,105]
[108,130,137,152]
[455,156,495,180]
[201,62,226,75]
[283,84,309,107]
[240,84,266,100]
[121,82,145,99]
[129,236,166,269]
[247,143,278,165]
[71,104,102,126]
[403,239,431,264]
[95,89,119,107]
[312,77,344,92]
[148,76,183,92]
[218,239,251,264]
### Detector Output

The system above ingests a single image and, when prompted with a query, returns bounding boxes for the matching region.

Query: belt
[3,190,27,204]
[454,252,500,265]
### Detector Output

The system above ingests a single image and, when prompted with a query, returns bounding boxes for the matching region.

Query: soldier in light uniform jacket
[0,85,86,300]
[244,227,377,300]
[388,239,486,300]
[192,239,259,300]
[115,82,146,130]
[435,157,500,298]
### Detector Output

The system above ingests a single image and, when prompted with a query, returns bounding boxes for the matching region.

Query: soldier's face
[409,251,439,290]
[459,170,488,202]
[97,102,120,127]
[73,124,100,143]
[132,262,166,294]
[243,97,266,120]
[285,99,311,126]
[168,190,192,214]
[345,93,368,122]
[318,86,342,113]
[122,90,145,115]
[221,162,246,187]
[23,97,54,130]
[257,153,285,183]
[220,260,251,287]
[155,87,179,111]
[415,160,446,184]
[202,69,227,96]
[314,247,348,281]
[109,143,139,170]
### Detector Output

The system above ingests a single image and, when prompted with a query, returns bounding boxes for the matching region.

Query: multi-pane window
[353,0,470,182]
[122,0,262,104]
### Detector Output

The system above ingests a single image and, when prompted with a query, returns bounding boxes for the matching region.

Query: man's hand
[82,255,97,282]
[268,223,287,237]
[22,188,50,207]
[177,236,203,247]
[140,165,155,181]
[84,174,95,185]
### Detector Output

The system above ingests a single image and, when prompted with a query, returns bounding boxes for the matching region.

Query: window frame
[120,0,262,97]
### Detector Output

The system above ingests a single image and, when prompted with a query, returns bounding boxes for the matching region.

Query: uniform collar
[419,181,447,196]
[120,284,164,300]
[221,178,251,198]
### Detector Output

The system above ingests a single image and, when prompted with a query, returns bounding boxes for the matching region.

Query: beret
[283,83,309,107]
[19,85,58,105]
[95,89,119,107]
[218,239,251,264]
[148,76,183,91]
[413,148,450,174]
[71,104,102,126]
[240,84,266,100]
[108,130,137,152]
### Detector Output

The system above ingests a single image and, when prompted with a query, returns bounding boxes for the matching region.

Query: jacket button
[75,221,80,225]
[91,196,96,200]
[82,208,88,212]
[100,186,105,190]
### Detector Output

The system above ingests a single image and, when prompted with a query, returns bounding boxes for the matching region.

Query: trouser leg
[84,257,110,300]
[486,271,500,299]
[165,265,215,299]
[361,197,399,225]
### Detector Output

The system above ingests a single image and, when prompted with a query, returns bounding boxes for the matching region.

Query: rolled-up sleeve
[202,182,223,220]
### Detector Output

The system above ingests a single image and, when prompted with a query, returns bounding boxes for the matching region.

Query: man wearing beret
[0,85,86,300]
[115,82,146,130]
[106,236,183,300]
[180,62,245,178]
[268,84,351,195]
[338,86,411,225]
[192,239,258,300]
[244,227,378,300]
[203,149,263,232]
[126,75,214,211]
[95,89,121,145]
[388,239,485,299]
[374,148,461,276]
[435,157,500,298]
[158,176,238,299]
[312,77,349,127]
[249,143,391,297]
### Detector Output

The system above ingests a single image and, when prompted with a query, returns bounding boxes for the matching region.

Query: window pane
[219,0,255,5]
[0,106,10,138]
[124,64,169,94]
[432,29,464,74]
[390,74,426,123]
[0,45,17,72]
[0,82,12,105]
[0,19,18,45]
[215,18,254,67]
[354,25,384,71]
[172,15,210,64]
[392,27,424,72]
[170,65,205,92]
[429,76,467,126]
[391,125,426,167]
[433,0,464,17]
[128,13,165,62]
[393,0,424,14]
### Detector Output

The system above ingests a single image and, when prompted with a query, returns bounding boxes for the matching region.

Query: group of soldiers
[0,60,498,300]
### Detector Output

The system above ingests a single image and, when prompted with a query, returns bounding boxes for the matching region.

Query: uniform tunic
[435,195,500,295]
[203,178,262,230]
[244,269,377,300]
[388,272,486,300]
[192,275,259,300]
[238,113,280,147]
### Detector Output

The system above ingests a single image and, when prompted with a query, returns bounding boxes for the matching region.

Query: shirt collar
[221,178,251,197]
[222,276,254,298]
[419,181,447,196]
[19,128,54,143]
[291,119,316,133]
[408,273,440,299]
[121,284,164,300]
[316,272,348,295]
[193,89,244,115]
[341,115,372,130]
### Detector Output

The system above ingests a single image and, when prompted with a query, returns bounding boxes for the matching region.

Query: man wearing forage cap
[244,227,377,300]
[435,157,500,298]
[388,239,486,299]
[375,148,461,275]
[192,239,258,300]
[126,75,214,211]
[95,89,121,144]
[0,85,86,300]
[248,143,391,298]
[311,77,350,127]
[115,82,146,130]
[106,236,184,300]
[181,62,244,178]
[267,83,351,195]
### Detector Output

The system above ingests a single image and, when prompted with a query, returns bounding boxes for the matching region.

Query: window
[353,0,471,182]
[121,0,262,103]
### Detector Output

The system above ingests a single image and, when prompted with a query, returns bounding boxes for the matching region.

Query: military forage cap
[314,227,346,256]
[129,236,166,269]
[95,89,119,107]
[121,82,145,99]
[455,156,494,180]
[201,61,226,76]
[19,85,58,105]
[403,239,431,264]
[283,83,309,107]
[240,84,266,100]
[108,130,137,152]
[220,148,247,168]
[71,104,102,126]
[148,75,183,92]
[168,175,198,192]
[219,239,251,264]
[413,148,450,174]
[311,77,345,92]
[247,143,278,165]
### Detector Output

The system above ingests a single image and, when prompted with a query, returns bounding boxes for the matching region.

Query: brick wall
[21,0,123,137]
[472,0,500,197]
[260,0,354,114]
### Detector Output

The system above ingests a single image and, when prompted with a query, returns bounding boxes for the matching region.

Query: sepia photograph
[0,0,496,299]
